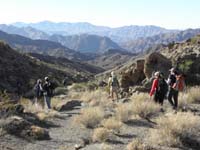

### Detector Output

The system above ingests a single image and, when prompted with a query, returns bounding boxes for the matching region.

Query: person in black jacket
[167,68,178,109]
[43,77,54,109]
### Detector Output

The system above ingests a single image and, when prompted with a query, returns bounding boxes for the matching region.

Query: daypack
[111,76,119,87]
[156,78,168,95]
[173,75,185,91]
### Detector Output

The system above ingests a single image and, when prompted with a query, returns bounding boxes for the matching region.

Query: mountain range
[48,34,123,53]
[0,30,90,61]
[12,21,173,43]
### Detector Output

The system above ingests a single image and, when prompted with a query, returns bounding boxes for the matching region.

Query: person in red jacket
[150,71,168,106]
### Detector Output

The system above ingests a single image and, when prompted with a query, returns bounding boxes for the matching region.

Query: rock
[28,125,50,140]
[121,59,146,88]
[144,52,172,79]
[56,100,82,111]
[0,101,24,118]
[0,116,50,140]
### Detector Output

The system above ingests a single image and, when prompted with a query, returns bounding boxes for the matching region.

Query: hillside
[0,30,90,61]
[123,28,200,53]
[48,34,123,53]
[0,42,104,93]
[87,49,136,70]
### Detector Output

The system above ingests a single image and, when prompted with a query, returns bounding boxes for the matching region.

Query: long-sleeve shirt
[150,78,159,96]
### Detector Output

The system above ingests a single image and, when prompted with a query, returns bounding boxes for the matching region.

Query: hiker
[150,72,168,106]
[167,68,179,109]
[108,71,120,101]
[43,77,54,109]
[33,79,43,106]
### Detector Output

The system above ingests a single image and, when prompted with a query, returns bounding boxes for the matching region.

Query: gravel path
[0,105,154,150]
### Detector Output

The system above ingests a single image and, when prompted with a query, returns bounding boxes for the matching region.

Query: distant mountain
[0,30,91,61]
[123,28,200,53]
[48,34,123,53]
[11,21,173,43]
[87,49,136,70]
[0,24,49,39]
[0,42,104,93]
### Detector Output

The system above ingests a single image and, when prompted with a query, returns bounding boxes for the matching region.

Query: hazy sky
[0,0,199,29]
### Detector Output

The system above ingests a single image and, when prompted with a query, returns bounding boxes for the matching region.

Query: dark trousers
[154,92,165,105]
[168,88,179,109]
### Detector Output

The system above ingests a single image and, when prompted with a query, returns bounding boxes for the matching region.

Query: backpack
[156,78,168,96]
[173,75,185,91]
[111,76,119,87]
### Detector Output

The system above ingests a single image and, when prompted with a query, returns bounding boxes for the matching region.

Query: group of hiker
[33,76,54,109]
[150,67,186,110]
[107,68,186,110]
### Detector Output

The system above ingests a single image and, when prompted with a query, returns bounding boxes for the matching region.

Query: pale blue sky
[0,0,199,29]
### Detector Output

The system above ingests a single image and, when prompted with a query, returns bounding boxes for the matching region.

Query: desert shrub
[127,138,145,150]
[130,93,160,118]
[70,83,87,92]
[178,59,193,73]
[79,89,109,107]
[74,106,105,128]
[54,87,68,95]
[101,117,122,132]
[92,127,111,142]
[187,86,200,103]
[115,103,132,123]
[148,112,200,147]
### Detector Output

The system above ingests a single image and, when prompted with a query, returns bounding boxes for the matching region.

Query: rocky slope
[0,42,104,94]
[87,49,136,70]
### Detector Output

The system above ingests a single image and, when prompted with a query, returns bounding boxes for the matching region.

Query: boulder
[144,52,172,79]
[54,100,82,111]
[0,116,50,140]
[121,59,146,88]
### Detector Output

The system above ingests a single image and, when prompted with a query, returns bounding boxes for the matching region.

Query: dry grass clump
[115,103,132,123]
[129,93,161,119]
[187,86,200,104]
[127,138,145,150]
[92,127,111,142]
[74,106,105,128]
[36,110,61,121]
[80,89,108,104]
[148,112,200,147]
[20,98,44,113]
[101,117,122,132]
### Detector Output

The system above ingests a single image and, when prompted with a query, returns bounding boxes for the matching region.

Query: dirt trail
[0,102,153,150]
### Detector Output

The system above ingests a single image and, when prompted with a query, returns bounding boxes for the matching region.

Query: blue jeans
[44,96,51,109]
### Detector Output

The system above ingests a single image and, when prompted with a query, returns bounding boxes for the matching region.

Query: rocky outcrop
[121,59,146,89]
[144,52,172,79]
[120,53,171,93]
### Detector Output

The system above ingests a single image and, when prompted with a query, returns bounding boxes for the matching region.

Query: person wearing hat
[149,71,168,107]
[167,68,178,109]
[108,71,120,101]
[43,77,54,109]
